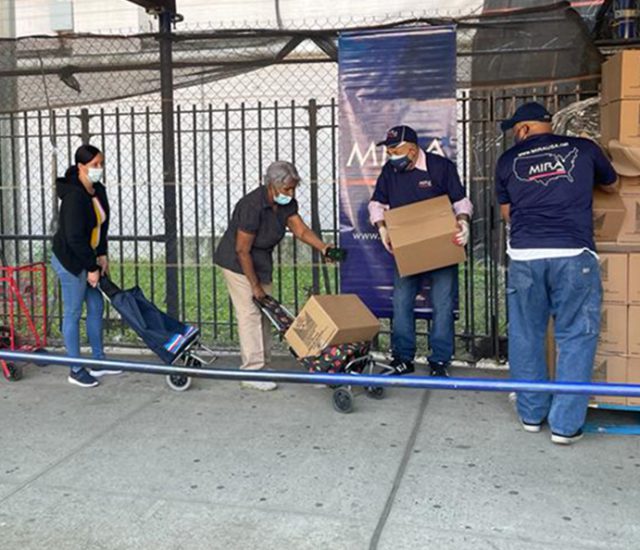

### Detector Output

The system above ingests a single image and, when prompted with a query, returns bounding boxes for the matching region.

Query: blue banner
[338,26,457,318]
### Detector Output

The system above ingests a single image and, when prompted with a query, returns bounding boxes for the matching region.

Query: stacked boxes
[600,50,640,147]
[593,252,640,406]
[593,50,640,406]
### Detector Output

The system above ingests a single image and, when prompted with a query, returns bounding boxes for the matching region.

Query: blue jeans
[507,252,602,436]
[392,264,457,364]
[51,254,105,373]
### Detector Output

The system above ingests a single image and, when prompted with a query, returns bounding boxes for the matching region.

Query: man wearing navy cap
[496,102,617,445]
[369,125,473,377]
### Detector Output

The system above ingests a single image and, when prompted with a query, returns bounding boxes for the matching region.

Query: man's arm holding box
[592,139,619,194]
[368,201,393,254]
[446,161,473,246]
[368,172,394,254]
[597,181,619,193]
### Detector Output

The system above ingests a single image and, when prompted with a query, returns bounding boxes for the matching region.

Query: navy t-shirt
[495,134,617,250]
[371,151,465,208]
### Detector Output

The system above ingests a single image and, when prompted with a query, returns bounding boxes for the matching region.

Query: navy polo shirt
[371,151,466,208]
[495,133,617,250]
[214,186,298,283]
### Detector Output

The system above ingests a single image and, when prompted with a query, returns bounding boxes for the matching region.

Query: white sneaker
[551,429,584,445]
[521,420,542,433]
[240,380,278,391]
[89,369,124,378]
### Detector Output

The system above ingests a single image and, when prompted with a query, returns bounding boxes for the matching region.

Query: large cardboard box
[599,253,628,303]
[629,254,640,304]
[617,195,640,243]
[601,50,640,105]
[608,140,640,177]
[592,354,627,405]
[600,50,640,104]
[384,195,466,277]
[629,306,640,357]
[598,304,628,354]
[600,100,640,147]
[284,294,380,358]
[593,189,626,241]
[627,357,640,406]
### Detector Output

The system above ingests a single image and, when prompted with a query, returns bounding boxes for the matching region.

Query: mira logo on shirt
[512,148,579,186]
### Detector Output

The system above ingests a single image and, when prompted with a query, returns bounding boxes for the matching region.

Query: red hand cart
[0,262,48,381]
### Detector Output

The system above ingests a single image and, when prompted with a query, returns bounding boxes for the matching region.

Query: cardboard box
[627,357,640,406]
[629,306,640,356]
[629,254,640,304]
[599,253,628,303]
[617,195,640,243]
[593,189,626,241]
[608,140,640,177]
[601,50,640,105]
[600,100,640,147]
[592,354,627,405]
[619,176,640,192]
[384,195,466,277]
[284,294,380,358]
[598,304,628,354]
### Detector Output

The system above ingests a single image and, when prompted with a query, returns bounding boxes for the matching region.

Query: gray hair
[264,161,300,190]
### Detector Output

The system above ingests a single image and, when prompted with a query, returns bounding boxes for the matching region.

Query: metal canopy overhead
[126,0,177,13]
[0,2,602,113]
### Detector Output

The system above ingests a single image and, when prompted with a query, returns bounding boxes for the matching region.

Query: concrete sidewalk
[1,355,639,550]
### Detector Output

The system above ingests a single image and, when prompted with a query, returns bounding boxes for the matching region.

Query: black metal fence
[0,81,597,362]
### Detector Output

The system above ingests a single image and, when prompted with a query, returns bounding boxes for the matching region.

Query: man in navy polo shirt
[369,125,473,377]
[496,102,618,445]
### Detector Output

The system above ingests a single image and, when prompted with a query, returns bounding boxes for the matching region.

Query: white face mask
[87,167,103,183]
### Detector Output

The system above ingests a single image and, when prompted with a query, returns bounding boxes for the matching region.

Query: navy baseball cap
[500,102,552,132]
[376,125,418,147]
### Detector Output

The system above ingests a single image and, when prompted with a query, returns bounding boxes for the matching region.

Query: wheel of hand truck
[166,373,192,392]
[366,386,385,400]
[332,388,354,414]
[34,348,51,367]
[3,362,23,382]
[165,355,201,392]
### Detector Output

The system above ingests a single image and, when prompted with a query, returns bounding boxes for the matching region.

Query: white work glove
[378,225,393,254]
[454,219,470,247]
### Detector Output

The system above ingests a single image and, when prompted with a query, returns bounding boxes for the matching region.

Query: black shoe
[389,357,415,376]
[429,361,450,377]
[68,368,99,388]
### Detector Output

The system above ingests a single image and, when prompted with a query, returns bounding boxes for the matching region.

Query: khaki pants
[221,267,273,371]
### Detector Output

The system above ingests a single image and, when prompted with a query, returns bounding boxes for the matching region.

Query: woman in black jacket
[51,144,121,387]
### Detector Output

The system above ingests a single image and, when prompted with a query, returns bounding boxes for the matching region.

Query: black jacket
[52,167,110,275]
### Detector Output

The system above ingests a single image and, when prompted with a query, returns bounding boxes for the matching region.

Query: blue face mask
[389,154,412,172]
[274,193,292,206]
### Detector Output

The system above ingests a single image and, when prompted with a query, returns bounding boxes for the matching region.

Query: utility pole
[128,1,181,316]
[158,6,180,318]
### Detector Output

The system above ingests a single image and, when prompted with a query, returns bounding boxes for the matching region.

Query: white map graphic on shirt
[512,147,579,187]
